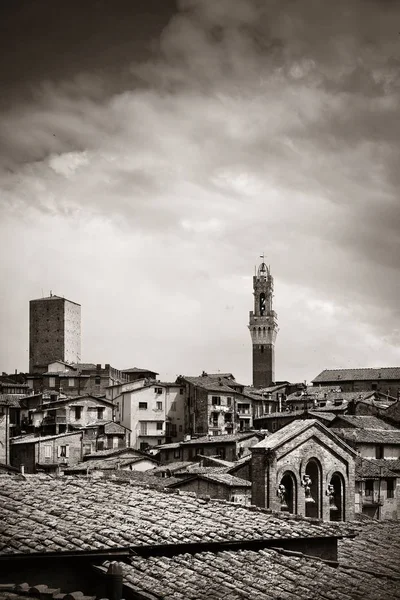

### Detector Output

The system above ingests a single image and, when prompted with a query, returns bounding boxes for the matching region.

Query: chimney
[105,561,123,600]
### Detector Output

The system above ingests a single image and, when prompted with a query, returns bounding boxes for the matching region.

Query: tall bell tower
[249,256,278,388]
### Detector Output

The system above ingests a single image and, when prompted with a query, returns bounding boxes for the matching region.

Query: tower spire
[248,257,278,388]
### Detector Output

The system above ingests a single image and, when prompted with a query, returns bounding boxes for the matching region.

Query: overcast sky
[1,0,400,385]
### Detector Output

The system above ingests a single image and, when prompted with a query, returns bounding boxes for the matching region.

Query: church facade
[249,258,278,388]
[251,419,357,521]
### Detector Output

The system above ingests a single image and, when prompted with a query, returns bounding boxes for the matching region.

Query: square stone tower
[249,258,278,388]
[29,294,81,372]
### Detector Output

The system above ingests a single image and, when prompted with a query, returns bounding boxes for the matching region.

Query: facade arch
[277,469,298,515]
[328,471,346,521]
[303,458,323,519]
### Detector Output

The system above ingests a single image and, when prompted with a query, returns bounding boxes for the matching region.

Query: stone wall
[251,426,356,521]
[253,343,275,388]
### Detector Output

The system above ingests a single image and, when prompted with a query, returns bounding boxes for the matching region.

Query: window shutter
[65,445,70,458]
[57,446,61,457]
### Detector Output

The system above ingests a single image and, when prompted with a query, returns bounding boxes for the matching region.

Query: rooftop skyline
[1,0,400,384]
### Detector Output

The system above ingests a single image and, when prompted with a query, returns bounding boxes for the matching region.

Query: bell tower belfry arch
[249,256,278,388]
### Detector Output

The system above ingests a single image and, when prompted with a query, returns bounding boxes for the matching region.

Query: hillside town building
[113,381,186,450]
[312,367,400,396]
[27,360,128,396]
[178,372,256,436]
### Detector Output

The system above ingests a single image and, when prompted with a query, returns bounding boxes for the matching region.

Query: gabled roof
[36,394,114,408]
[330,415,398,430]
[207,373,235,380]
[312,367,400,383]
[122,367,158,374]
[0,476,350,556]
[170,472,252,489]
[30,295,80,305]
[355,457,398,479]
[179,375,240,394]
[10,431,83,445]
[385,400,400,423]
[181,432,262,446]
[253,419,357,455]
[84,447,146,460]
[98,521,400,600]
[65,455,158,473]
[0,395,22,407]
[332,428,400,444]
[151,461,193,474]
[71,420,130,434]
[68,363,97,370]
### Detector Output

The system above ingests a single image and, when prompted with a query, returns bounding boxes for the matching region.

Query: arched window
[260,293,266,315]
[304,459,322,519]
[278,471,297,514]
[329,472,345,521]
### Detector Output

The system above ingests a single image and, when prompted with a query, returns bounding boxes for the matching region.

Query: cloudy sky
[1,0,400,385]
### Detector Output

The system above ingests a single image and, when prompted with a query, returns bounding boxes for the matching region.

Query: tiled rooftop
[331,415,398,430]
[181,375,241,393]
[355,457,399,478]
[10,431,82,445]
[84,448,143,460]
[151,461,193,474]
[0,396,21,407]
[182,432,261,445]
[0,476,347,556]
[254,420,356,455]
[103,519,400,600]
[312,367,400,383]
[332,428,400,444]
[338,520,400,579]
[196,473,252,487]
[65,456,153,473]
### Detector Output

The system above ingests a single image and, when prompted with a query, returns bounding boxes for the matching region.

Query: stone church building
[251,419,357,521]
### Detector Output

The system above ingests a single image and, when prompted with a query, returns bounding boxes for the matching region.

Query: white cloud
[1,0,400,382]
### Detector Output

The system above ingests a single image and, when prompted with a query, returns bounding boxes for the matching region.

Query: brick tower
[249,257,278,388]
[29,294,81,372]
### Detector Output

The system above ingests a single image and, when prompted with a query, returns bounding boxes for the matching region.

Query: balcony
[42,415,67,424]
[361,491,383,506]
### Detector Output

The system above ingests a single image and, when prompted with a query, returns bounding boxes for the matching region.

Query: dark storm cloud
[1,0,400,378]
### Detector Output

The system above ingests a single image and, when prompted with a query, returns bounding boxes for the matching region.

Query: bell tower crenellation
[249,257,278,388]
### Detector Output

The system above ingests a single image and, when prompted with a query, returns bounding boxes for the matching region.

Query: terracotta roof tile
[331,415,398,430]
[0,476,345,556]
[332,428,400,444]
[182,432,261,445]
[104,522,400,600]
[355,457,399,478]
[312,367,400,383]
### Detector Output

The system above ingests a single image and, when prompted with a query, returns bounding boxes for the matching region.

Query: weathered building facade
[251,419,357,521]
[10,430,83,473]
[312,367,400,396]
[178,373,255,436]
[27,360,128,397]
[114,382,186,450]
